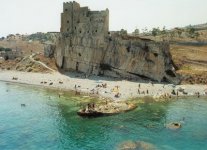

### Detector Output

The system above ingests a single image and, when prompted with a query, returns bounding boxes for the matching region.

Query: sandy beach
[0,70,206,101]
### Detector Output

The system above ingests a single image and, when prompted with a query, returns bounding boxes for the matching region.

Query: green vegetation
[26,32,54,42]
[186,25,200,38]
[149,26,167,36]
[142,27,149,36]
[0,37,5,40]
[140,24,202,40]
[133,28,140,36]
[152,27,160,36]
[120,29,128,35]
[186,25,195,38]
[6,34,15,39]
[0,47,12,52]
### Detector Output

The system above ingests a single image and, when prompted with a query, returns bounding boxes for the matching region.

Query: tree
[133,28,139,36]
[142,27,149,35]
[169,32,174,40]
[0,47,12,52]
[152,27,160,36]
[188,26,195,35]
[120,29,127,35]
[194,32,200,40]
[161,26,167,35]
[5,48,12,51]
[0,37,5,40]
[187,25,195,38]
[177,30,182,38]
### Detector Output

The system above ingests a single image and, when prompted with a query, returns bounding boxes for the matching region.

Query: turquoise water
[0,82,207,150]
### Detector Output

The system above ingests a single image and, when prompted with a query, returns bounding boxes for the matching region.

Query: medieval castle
[55,1,180,84]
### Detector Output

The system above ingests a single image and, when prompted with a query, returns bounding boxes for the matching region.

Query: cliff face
[55,1,180,84]
[101,35,178,83]
[55,33,180,84]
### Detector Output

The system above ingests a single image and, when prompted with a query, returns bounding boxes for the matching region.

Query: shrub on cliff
[0,47,12,52]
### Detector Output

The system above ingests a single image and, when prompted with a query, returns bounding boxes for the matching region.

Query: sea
[0,81,207,150]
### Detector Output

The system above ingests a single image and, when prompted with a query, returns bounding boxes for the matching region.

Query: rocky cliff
[55,32,180,84]
[55,1,180,84]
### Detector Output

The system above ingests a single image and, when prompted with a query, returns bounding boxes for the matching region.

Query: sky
[0,0,207,37]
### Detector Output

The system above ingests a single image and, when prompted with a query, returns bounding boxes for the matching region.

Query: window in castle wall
[79,30,82,33]
[67,20,69,23]
[74,27,76,30]
[67,28,69,32]
[95,30,98,33]
[76,62,79,71]
[65,9,68,11]
[154,53,158,57]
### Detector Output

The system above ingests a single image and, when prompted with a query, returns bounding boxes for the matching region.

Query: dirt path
[29,54,55,72]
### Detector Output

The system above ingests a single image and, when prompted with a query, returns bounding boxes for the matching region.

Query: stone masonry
[55,1,180,84]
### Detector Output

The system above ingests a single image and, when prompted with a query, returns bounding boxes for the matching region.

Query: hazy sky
[0,0,206,37]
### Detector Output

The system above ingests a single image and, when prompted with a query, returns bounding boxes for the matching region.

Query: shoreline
[0,70,207,101]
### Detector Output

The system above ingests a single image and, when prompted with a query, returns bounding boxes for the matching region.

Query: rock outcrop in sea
[117,140,157,150]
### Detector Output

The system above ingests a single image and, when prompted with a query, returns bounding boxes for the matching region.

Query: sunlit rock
[117,140,157,150]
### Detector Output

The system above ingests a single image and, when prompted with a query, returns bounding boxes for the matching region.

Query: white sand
[0,70,206,101]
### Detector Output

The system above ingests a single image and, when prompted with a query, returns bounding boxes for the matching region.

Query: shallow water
[0,82,207,150]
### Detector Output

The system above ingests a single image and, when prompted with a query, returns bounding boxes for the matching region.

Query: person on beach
[149,81,154,86]
[75,90,80,95]
[92,103,95,110]
[138,89,140,94]
[197,92,200,98]
[115,92,121,98]
[146,89,149,94]
[171,89,176,95]
[87,103,91,110]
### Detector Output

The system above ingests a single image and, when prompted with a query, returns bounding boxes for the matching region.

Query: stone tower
[56,1,110,76]
[61,1,109,37]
